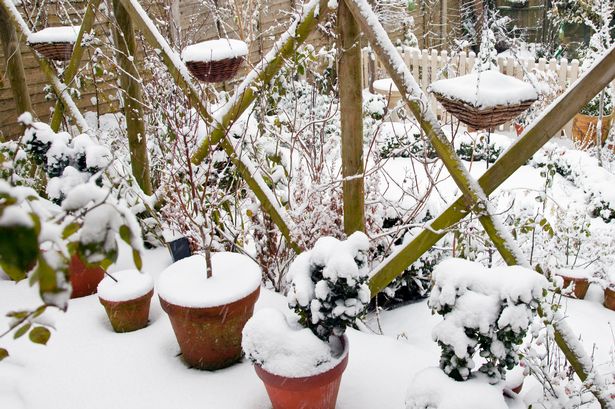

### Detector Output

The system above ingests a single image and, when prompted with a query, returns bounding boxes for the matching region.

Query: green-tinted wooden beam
[50,0,101,132]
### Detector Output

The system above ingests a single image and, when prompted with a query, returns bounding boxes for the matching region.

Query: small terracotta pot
[571,113,613,149]
[69,254,105,299]
[604,287,615,311]
[99,290,154,333]
[255,336,349,409]
[160,287,259,370]
[555,273,590,299]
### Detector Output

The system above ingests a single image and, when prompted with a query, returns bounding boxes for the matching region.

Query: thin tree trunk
[0,4,33,137]
[338,0,365,234]
[112,0,153,195]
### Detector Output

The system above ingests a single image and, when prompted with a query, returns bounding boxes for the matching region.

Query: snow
[405,367,513,409]
[373,78,399,93]
[97,269,154,302]
[28,26,80,44]
[181,39,248,63]
[242,308,346,377]
[428,70,538,109]
[0,206,33,227]
[157,253,261,308]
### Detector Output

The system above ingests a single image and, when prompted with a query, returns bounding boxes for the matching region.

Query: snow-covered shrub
[287,232,371,342]
[430,258,548,382]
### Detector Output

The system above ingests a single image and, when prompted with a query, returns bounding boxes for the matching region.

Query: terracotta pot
[99,290,154,333]
[69,254,105,299]
[571,113,613,149]
[160,287,260,370]
[555,273,589,299]
[255,336,349,409]
[604,287,615,311]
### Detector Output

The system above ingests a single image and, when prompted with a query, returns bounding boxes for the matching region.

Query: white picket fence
[361,48,583,135]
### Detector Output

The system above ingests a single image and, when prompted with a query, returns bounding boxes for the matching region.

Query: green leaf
[29,327,51,345]
[0,348,8,361]
[13,323,31,339]
[35,257,58,295]
[119,225,132,244]
[62,222,80,239]
[0,222,40,280]
[132,249,143,270]
[32,305,47,318]
[6,310,29,319]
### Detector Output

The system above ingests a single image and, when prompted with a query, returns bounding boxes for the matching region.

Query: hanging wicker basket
[429,70,538,131]
[29,42,75,62]
[27,26,79,62]
[182,39,248,83]
[433,92,536,130]
[185,57,245,83]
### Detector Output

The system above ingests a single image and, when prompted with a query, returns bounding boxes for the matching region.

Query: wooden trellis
[2,0,615,406]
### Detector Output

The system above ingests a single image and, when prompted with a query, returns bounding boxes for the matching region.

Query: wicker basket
[571,112,613,149]
[29,42,74,62]
[433,91,536,130]
[186,56,244,83]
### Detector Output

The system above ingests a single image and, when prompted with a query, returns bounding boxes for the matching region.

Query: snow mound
[181,39,248,63]
[157,253,261,308]
[242,308,346,377]
[429,70,538,109]
[406,367,508,409]
[28,26,80,44]
[97,269,154,302]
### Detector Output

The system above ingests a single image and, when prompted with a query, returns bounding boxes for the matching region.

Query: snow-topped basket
[181,39,248,83]
[429,70,537,130]
[428,25,537,130]
[98,269,154,333]
[157,252,261,370]
[27,26,80,62]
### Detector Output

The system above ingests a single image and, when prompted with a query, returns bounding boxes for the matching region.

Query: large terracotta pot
[99,290,154,333]
[555,273,589,299]
[604,287,615,311]
[69,254,105,298]
[255,336,349,409]
[571,113,613,149]
[160,287,260,370]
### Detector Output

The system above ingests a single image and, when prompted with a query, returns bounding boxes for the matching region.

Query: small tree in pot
[242,232,371,409]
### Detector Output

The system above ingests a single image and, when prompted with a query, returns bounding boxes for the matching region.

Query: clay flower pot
[69,254,105,298]
[571,113,613,149]
[254,336,349,409]
[158,253,262,370]
[555,272,590,299]
[604,287,615,311]
[98,269,155,333]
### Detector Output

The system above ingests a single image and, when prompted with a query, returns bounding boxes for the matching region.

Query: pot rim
[159,286,260,315]
[99,289,154,306]
[254,334,349,389]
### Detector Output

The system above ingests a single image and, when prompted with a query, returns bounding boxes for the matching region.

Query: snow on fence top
[428,70,539,109]
[181,39,248,63]
[27,26,81,44]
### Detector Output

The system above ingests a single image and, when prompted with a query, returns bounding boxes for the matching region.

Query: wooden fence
[361,47,590,136]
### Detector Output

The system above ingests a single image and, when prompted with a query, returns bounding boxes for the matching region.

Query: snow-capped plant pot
[571,113,613,149]
[158,253,261,370]
[429,70,538,131]
[98,270,154,333]
[243,232,370,409]
[603,287,615,311]
[27,26,80,62]
[181,39,248,83]
[554,270,590,299]
[69,254,105,298]
[505,366,525,395]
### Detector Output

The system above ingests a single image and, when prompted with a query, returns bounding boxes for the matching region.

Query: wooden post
[50,0,101,132]
[112,0,153,195]
[0,4,33,133]
[338,0,365,234]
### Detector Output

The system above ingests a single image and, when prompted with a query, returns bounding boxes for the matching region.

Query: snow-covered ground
[0,239,613,408]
